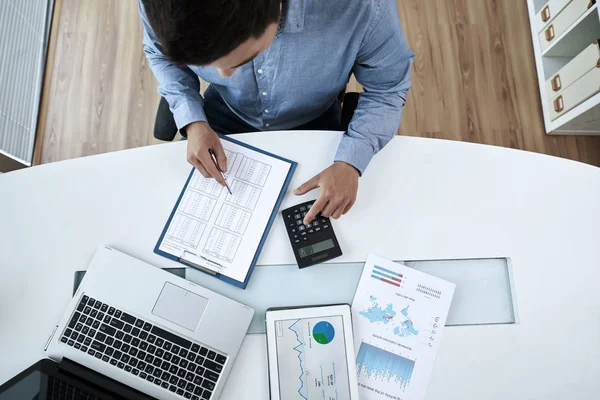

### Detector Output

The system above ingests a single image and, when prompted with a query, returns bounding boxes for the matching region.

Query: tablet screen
[274,315,351,400]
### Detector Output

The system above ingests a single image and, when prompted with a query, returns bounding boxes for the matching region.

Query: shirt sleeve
[138,1,207,129]
[334,0,414,175]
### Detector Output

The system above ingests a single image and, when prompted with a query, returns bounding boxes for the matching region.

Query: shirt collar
[282,0,305,33]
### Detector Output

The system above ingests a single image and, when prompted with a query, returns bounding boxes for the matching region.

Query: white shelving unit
[527,0,600,134]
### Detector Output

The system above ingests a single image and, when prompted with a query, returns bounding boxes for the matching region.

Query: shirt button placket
[256,63,270,128]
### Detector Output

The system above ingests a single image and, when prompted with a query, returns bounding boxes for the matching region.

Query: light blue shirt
[140,0,413,174]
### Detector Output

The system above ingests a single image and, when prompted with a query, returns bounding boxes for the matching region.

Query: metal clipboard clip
[178,250,224,275]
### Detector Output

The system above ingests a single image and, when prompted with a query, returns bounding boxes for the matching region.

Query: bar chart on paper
[371,264,403,287]
[356,342,415,391]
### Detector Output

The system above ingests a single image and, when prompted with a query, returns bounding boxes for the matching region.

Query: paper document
[352,254,455,400]
[156,137,295,286]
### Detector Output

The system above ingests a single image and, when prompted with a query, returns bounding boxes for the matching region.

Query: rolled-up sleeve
[334,0,414,175]
[139,1,207,129]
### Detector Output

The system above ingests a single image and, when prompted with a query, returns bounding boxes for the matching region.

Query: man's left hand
[294,161,359,225]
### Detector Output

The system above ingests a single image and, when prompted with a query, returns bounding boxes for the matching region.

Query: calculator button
[291,228,297,233]
[300,232,307,236]
[293,235,298,239]
[313,221,319,226]
[298,226,305,231]
[308,230,314,234]
[320,218,326,223]
[302,211,307,217]
[296,220,303,226]
[299,206,306,211]
[303,237,308,241]
[304,223,311,229]
[323,225,330,229]
[315,227,321,232]
[294,239,300,244]
[286,214,292,219]
[293,209,299,214]
[294,214,301,219]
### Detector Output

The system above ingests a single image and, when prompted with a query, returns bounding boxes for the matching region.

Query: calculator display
[298,239,335,258]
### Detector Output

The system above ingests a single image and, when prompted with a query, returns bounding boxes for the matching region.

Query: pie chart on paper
[312,321,335,344]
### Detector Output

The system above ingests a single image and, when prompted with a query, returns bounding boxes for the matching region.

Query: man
[140,0,413,224]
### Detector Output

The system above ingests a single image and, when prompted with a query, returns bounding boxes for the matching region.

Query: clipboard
[154,134,297,289]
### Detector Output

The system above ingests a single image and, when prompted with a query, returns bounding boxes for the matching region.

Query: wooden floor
[39,0,600,165]
[39,0,161,163]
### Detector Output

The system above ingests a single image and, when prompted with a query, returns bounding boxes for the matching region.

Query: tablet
[266,304,360,400]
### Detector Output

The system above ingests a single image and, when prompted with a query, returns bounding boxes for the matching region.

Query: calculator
[281,200,343,268]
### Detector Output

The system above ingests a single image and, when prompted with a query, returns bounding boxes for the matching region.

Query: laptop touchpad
[153,282,208,331]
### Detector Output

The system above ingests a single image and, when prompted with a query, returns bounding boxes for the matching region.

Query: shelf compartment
[548,66,600,120]
[545,41,600,96]
[542,3,599,57]
[534,0,574,33]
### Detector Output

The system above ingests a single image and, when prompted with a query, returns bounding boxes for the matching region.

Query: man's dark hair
[142,0,282,66]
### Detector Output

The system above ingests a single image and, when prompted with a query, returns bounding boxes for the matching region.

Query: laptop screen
[0,370,43,400]
[0,368,103,400]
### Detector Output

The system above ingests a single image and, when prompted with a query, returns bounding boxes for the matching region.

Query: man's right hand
[185,121,228,187]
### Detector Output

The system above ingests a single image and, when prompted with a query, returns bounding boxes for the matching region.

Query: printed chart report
[156,140,293,285]
[275,317,352,400]
[352,254,455,400]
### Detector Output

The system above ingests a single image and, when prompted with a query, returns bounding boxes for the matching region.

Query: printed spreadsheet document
[157,139,293,283]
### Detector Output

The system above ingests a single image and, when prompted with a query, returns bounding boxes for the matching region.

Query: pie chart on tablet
[313,321,335,344]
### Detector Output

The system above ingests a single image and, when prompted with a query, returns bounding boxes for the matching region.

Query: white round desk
[1,131,599,399]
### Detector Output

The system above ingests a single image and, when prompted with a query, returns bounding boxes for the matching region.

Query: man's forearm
[335,87,409,175]
[335,0,414,175]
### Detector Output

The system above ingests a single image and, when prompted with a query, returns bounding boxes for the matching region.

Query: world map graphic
[360,296,419,337]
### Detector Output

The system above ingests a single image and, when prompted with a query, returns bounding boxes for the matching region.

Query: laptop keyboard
[60,295,227,400]
[48,375,100,400]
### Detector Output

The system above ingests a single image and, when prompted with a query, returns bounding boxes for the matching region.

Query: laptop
[0,245,254,400]
[0,359,149,400]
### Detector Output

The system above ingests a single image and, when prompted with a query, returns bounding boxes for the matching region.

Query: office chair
[153,91,360,141]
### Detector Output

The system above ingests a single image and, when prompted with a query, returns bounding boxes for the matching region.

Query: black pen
[208,148,233,195]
